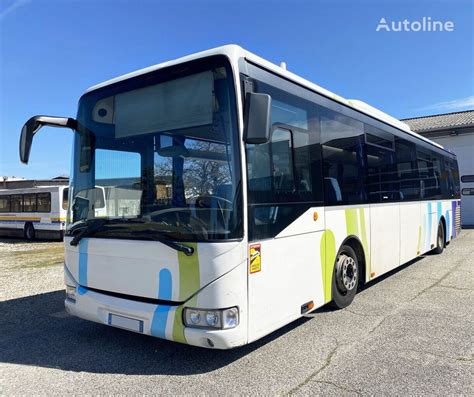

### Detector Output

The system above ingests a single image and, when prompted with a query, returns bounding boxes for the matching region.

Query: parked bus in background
[18,45,461,349]
[0,186,68,240]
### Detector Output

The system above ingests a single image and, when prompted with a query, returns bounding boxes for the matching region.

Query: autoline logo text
[376,17,454,32]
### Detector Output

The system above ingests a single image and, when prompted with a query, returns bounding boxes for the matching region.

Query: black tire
[433,221,445,255]
[331,245,359,309]
[24,223,35,241]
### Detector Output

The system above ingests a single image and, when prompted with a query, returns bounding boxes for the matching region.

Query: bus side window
[246,77,322,240]
[321,108,367,205]
[23,194,37,212]
[395,137,419,200]
[417,150,442,200]
[0,195,10,212]
[270,128,294,192]
[62,188,69,210]
[10,195,23,212]
[247,128,294,200]
[37,193,51,212]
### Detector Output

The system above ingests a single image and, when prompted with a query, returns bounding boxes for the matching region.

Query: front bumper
[64,264,247,349]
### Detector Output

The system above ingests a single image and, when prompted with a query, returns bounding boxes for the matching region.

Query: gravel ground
[0,232,473,395]
[0,238,64,301]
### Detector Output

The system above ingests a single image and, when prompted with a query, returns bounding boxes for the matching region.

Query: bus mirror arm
[243,93,272,144]
[19,115,77,164]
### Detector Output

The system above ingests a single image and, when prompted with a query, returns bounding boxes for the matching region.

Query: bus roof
[85,44,445,151]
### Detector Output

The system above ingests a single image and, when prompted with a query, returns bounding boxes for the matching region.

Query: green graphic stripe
[172,243,200,343]
[321,230,336,304]
[345,209,359,237]
[172,296,197,344]
[177,243,200,300]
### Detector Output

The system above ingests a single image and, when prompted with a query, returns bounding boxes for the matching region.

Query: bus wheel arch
[24,222,35,241]
[331,236,365,309]
[341,236,366,287]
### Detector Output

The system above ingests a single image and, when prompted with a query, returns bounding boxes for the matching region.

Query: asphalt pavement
[1,231,473,395]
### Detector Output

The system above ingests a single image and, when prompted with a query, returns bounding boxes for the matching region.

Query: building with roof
[0,176,69,190]
[402,110,474,226]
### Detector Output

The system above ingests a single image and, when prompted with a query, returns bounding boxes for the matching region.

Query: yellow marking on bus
[51,217,66,222]
[0,216,41,221]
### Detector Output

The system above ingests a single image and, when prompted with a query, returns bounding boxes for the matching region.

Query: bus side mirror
[19,116,76,164]
[243,93,271,144]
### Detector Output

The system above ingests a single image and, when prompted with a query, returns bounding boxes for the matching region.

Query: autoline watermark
[376,17,454,32]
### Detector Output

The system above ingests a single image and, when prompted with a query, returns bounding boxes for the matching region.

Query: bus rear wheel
[24,223,35,241]
[331,245,359,309]
[433,221,445,255]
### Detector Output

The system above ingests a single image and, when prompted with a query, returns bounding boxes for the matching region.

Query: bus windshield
[68,56,242,241]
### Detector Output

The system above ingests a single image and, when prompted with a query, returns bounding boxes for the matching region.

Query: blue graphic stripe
[78,239,89,286]
[445,210,450,242]
[452,201,456,237]
[77,285,88,295]
[0,220,64,225]
[151,269,172,338]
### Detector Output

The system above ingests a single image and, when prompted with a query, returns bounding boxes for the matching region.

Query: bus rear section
[0,186,68,240]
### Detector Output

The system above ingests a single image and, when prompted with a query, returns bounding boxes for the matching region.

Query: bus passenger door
[247,207,326,343]
[246,126,326,342]
[367,138,400,277]
[370,202,400,276]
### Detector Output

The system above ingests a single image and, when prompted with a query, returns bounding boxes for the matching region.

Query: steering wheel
[145,208,209,237]
[195,195,232,209]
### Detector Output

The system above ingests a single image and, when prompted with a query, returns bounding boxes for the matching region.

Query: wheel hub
[336,254,358,292]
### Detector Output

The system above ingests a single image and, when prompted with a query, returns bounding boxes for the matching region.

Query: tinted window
[462,188,474,196]
[250,80,322,202]
[321,108,366,205]
[62,188,69,210]
[442,158,460,199]
[37,193,51,212]
[23,194,37,212]
[461,175,474,183]
[417,150,442,199]
[247,79,322,240]
[395,138,419,200]
[0,196,10,212]
[365,124,394,150]
[452,160,461,199]
[11,195,22,212]
[367,145,398,202]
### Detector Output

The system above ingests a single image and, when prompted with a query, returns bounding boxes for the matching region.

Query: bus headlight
[184,307,239,329]
[66,285,76,302]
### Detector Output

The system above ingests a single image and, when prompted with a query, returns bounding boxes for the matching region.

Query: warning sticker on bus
[249,244,261,274]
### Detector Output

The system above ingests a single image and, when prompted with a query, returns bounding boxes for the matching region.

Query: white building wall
[431,133,474,226]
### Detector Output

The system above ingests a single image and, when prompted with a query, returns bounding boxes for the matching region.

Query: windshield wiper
[69,219,194,256]
[69,219,108,246]
[131,229,194,256]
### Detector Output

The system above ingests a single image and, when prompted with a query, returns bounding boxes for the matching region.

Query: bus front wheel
[24,223,35,241]
[331,245,359,309]
[433,221,445,255]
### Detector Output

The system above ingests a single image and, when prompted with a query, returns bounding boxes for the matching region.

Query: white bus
[19,45,461,349]
[0,186,68,240]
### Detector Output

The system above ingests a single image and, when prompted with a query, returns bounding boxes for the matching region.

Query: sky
[1,0,473,179]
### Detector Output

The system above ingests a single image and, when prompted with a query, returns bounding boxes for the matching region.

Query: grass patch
[8,246,64,269]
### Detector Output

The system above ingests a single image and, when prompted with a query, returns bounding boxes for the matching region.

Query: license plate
[108,313,144,333]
